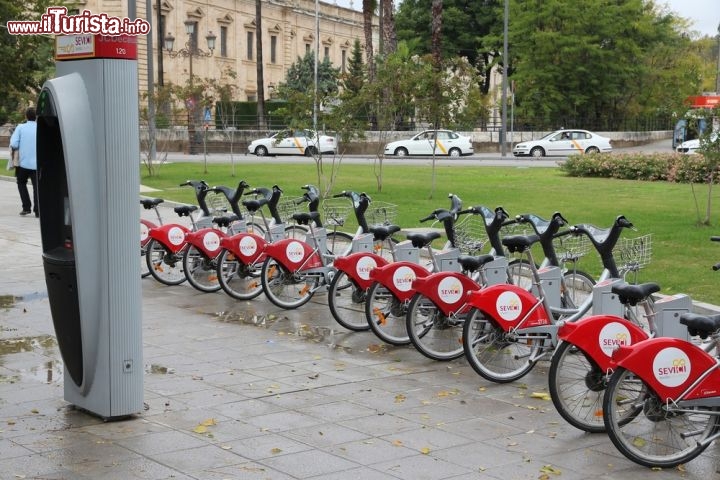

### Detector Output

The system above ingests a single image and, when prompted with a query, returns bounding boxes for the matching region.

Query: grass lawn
[140,160,720,306]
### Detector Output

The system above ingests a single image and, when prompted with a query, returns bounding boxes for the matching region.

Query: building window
[247,31,254,60]
[247,94,257,102]
[270,35,277,64]
[220,26,227,57]
[341,49,346,73]
[305,43,310,54]
[324,46,329,61]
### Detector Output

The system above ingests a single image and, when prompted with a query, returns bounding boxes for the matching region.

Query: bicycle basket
[614,233,652,273]
[366,201,398,227]
[206,191,231,216]
[454,214,488,254]
[277,196,304,224]
[322,199,353,227]
[554,234,591,263]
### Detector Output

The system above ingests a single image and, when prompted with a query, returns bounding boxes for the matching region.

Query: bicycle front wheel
[183,245,222,292]
[462,308,539,383]
[603,367,719,468]
[261,257,316,309]
[327,271,371,331]
[365,282,411,345]
[548,341,608,433]
[216,249,264,300]
[561,270,595,309]
[507,259,534,290]
[145,239,187,286]
[326,231,354,256]
[406,293,464,361]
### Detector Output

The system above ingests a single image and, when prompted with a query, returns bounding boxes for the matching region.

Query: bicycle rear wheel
[365,282,411,345]
[216,249,264,300]
[462,307,540,383]
[548,341,608,433]
[326,231,354,256]
[327,271,371,331]
[507,259,534,289]
[260,257,316,309]
[145,239,187,285]
[406,293,464,361]
[140,245,151,278]
[603,367,719,468]
[183,245,222,292]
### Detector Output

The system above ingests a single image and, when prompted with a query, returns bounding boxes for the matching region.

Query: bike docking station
[35,34,142,419]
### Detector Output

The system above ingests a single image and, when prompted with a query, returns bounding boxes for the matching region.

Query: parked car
[247,129,336,157]
[384,130,474,157]
[676,133,718,154]
[512,129,612,157]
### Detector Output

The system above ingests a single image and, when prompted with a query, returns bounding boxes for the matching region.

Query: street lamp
[164,20,216,154]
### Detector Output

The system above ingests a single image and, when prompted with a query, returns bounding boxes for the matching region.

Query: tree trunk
[363,0,376,82]
[256,0,266,129]
[430,0,442,70]
[381,0,396,54]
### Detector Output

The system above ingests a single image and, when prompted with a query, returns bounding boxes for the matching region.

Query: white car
[247,129,336,157]
[384,130,474,157]
[512,129,612,157]
[676,133,718,154]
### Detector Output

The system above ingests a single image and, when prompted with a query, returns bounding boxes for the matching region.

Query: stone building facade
[71,0,372,101]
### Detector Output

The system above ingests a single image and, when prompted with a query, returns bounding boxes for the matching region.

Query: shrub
[560,152,718,184]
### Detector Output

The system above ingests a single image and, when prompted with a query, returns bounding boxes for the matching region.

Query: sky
[332,0,719,37]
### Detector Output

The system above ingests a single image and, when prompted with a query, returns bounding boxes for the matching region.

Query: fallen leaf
[200,418,217,427]
[30,409,39,414]
[530,392,551,401]
[632,437,647,448]
[193,425,208,434]
[392,439,403,446]
[394,394,406,403]
[271,448,283,454]
[420,447,431,454]
[540,465,561,475]
[368,344,382,353]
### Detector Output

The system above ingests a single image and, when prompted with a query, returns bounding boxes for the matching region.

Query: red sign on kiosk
[55,34,137,60]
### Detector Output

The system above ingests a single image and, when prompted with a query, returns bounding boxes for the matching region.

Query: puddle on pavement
[0,335,64,384]
[215,311,355,353]
[0,291,48,309]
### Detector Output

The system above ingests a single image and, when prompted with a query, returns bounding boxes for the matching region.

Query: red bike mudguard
[148,223,190,254]
[140,219,156,247]
[219,232,269,264]
[333,252,389,289]
[466,284,549,331]
[610,337,720,402]
[368,261,430,302]
[411,271,482,317]
[262,238,322,271]
[184,228,227,258]
[557,315,649,372]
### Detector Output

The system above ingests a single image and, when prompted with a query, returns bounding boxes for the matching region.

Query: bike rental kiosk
[36,34,142,419]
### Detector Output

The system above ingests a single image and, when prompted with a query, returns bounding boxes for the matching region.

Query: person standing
[9,107,38,217]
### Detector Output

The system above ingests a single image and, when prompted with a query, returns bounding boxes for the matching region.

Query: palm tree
[256,0,266,129]
[362,0,376,82]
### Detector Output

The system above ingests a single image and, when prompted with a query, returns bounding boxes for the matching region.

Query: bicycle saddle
[680,313,720,339]
[140,198,164,209]
[501,234,539,253]
[174,205,198,217]
[611,282,660,306]
[406,231,442,248]
[370,224,401,242]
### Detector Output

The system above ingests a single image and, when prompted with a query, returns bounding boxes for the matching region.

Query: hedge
[560,153,720,183]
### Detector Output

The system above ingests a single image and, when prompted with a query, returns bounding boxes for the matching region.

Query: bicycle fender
[411,271,482,317]
[263,238,322,271]
[148,223,190,254]
[368,261,430,302]
[185,228,227,259]
[466,284,549,331]
[333,252,389,289]
[220,232,269,264]
[140,219,156,247]
[610,337,720,402]
[558,315,649,372]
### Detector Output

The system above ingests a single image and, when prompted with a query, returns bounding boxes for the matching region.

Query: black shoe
[19,210,31,216]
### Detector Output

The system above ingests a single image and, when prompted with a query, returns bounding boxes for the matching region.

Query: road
[0,138,675,168]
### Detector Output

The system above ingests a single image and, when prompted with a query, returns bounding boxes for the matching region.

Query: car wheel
[305,146,317,156]
[585,146,600,154]
[395,147,408,157]
[530,147,545,158]
[448,148,461,157]
[255,145,268,157]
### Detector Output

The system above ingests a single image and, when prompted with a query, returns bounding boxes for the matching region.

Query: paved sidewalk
[0,175,718,480]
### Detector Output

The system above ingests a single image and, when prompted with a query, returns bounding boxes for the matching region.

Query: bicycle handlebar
[179,180,211,216]
[515,212,568,266]
[571,215,636,277]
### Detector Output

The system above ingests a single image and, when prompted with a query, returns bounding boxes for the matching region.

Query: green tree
[341,39,365,95]
[0,0,56,124]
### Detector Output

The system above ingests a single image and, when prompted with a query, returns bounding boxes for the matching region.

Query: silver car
[513,129,612,157]
[384,130,474,157]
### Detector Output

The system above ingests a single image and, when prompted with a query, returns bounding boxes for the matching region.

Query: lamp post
[164,20,216,154]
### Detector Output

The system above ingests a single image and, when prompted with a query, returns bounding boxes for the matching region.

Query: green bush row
[560,153,719,183]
